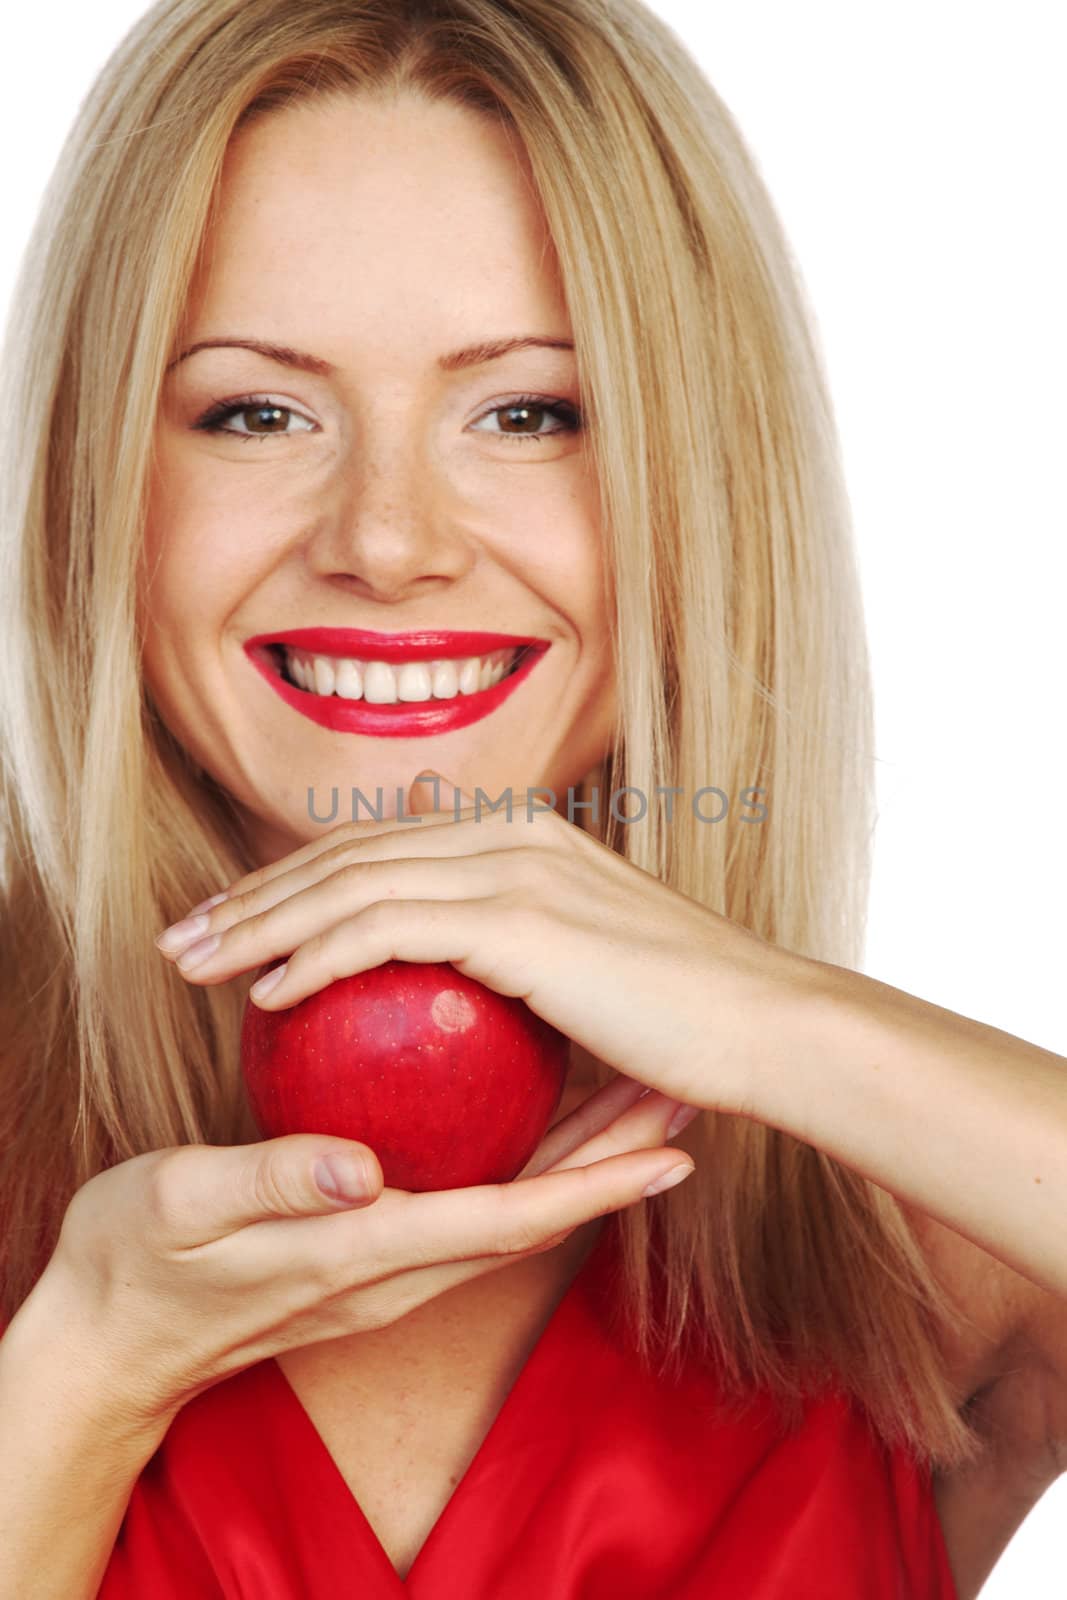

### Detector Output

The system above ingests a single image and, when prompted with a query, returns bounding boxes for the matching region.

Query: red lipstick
[243,628,550,739]
[249,628,543,663]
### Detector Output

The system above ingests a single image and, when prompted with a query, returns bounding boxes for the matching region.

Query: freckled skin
[241,960,569,1190]
[149,96,617,1169]
[142,94,618,859]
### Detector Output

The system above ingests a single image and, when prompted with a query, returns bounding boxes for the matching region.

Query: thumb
[135,1136,387,1250]
[249,1135,384,1221]
[407,767,476,818]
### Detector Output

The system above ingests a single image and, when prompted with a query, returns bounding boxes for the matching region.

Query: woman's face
[143,91,616,866]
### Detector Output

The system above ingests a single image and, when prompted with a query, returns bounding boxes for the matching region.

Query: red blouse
[94,1219,959,1598]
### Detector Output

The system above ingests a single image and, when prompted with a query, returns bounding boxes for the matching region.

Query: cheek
[141,456,268,641]
[505,469,609,622]
[561,472,612,639]
[142,428,332,621]
[139,493,242,726]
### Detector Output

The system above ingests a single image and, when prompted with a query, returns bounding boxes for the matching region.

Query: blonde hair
[0,0,981,1469]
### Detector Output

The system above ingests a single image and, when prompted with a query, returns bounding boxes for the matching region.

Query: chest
[273,1243,582,1583]
[276,1217,1052,1595]
[276,1350,512,1581]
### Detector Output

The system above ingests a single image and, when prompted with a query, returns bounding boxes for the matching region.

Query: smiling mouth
[265,642,532,703]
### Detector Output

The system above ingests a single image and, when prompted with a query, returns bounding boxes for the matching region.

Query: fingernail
[156,913,210,954]
[175,933,221,971]
[315,1155,371,1202]
[666,1103,702,1140]
[642,1162,694,1198]
[250,963,287,1000]
[188,892,229,916]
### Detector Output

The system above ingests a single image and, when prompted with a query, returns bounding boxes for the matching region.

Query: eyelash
[190,393,582,446]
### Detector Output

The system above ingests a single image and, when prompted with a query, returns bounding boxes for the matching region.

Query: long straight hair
[0,0,981,1469]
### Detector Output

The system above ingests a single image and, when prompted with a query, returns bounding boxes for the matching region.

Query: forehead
[184,92,569,356]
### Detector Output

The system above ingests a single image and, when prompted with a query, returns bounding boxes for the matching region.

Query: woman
[0,1,1064,1595]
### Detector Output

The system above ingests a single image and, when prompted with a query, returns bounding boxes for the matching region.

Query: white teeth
[282,646,520,702]
[430,659,459,699]
[458,657,481,695]
[363,661,398,704]
[335,659,363,699]
[396,662,433,702]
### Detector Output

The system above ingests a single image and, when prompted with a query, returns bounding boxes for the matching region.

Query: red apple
[240,959,570,1191]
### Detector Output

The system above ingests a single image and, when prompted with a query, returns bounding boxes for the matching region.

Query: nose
[302,442,475,604]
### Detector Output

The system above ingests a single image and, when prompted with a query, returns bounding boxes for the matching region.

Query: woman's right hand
[21,1078,697,1438]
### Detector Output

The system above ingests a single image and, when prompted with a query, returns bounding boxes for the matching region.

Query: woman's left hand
[155,769,820,1112]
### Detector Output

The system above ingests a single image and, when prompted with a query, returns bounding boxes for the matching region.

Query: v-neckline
[264,1218,616,1592]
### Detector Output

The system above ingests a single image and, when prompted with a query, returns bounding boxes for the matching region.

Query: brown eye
[193,397,317,441]
[471,397,581,444]
[499,403,548,435]
[237,404,290,434]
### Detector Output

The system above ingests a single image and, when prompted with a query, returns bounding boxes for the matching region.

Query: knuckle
[231,905,272,943]
[327,839,378,876]
[219,885,256,919]
[313,1226,387,1295]
[59,1170,111,1244]
[141,1151,196,1234]
[221,871,262,908]
[250,1149,298,1215]
[308,1253,350,1299]
[337,858,369,890]
[495,1209,551,1256]
[298,924,334,964]
[334,820,375,849]
[313,1241,383,1305]
[361,897,400,932]
[347,1282,419,1330]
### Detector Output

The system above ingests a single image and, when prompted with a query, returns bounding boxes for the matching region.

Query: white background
[2,4,1063,1593]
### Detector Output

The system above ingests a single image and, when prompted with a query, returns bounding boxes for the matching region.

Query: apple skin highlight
[240,960,570,1191]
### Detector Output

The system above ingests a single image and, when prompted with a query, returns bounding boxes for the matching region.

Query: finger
[324,1146,696,1278]
[158,812,476,947]
[164,807,537,953]
[137,1136,386,1249]
[185,807,486,915]
[162,854,510,984]
[188,823,537,948]
[542,1095,703,1175]
[515,1075,653,1177]
[243,896,513,1009]
[167,819,550,966]
[218,1144,696,1296]
[331,1224,586,1324]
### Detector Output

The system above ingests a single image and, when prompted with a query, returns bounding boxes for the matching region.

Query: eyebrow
[164,334,575,375]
